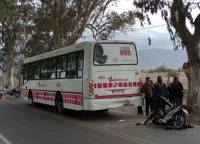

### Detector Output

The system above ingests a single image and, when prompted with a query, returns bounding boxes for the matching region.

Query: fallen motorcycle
[3,86,21,98]
[144,96,188,130]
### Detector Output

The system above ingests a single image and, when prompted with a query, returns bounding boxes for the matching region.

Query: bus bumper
[83,96,144,110]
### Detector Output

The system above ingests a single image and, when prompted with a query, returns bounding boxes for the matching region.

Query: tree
[31,0,136,50]
[0,0,36,87]
[156,65,169,72]
[133,0,200,109]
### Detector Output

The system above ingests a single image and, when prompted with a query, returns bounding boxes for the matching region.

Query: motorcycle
[144,96,188,130]
[3,86,21,98]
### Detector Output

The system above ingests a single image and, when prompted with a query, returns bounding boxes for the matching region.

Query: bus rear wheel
[56,95,64,114]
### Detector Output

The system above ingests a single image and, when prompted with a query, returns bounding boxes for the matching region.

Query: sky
[77,0,198,51]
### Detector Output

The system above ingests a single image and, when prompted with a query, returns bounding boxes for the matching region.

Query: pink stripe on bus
[93,81,140,89]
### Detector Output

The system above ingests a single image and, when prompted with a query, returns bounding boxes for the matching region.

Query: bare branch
[171,0,192,44]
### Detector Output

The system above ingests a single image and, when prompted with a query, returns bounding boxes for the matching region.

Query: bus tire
[56,94,64,114]
[96,109,109,113]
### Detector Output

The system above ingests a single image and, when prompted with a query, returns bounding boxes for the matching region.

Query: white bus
[23,40,144,113]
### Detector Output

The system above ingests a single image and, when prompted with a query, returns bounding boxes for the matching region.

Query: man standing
[172,77,183,107]
[153,76,168,100]
[137,106,143,115]
[168,83,174,107]
[141,77,154,116]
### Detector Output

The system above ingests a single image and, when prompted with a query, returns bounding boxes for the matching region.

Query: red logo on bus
[38,82,47,87]
[120,47,131,56]
[108,76,128,82]
[56,83,61,87]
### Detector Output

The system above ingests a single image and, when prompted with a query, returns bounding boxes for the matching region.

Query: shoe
[137,113,144,116]
[188,124,194,128]
[158,119,166,123]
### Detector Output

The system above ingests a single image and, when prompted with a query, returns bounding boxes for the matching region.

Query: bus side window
[34,61,40,79]
[41,59,48,79]
[57,55,66,79]
[77,51,84,78]
[67,53,77,78]
[48,57,56,79]
[28,63,34,80]
[23,64,28,84]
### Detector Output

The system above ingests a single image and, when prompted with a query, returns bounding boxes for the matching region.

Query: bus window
[34,61,40,79]
[67,53,77,78]
[23,64,28,84]
[57,55,66,79]
[48,58,56,79]
[28,63,34,80]
[77,51,84,78]
[41,59,48,79]
[93,43,138,65]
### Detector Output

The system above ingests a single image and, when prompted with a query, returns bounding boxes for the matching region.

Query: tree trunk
[10,67,13,87]
[20,54,24,87]
[185,34,200,108]
[184,65,200,108]
[5,58,14,87]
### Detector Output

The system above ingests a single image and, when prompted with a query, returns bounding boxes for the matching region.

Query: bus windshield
[93,43,138,65]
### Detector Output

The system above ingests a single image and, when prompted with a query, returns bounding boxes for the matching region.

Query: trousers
[145,96,153,116]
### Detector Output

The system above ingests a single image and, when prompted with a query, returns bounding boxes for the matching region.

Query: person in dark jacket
[153,76,168,120]
[168,83,174,107]
[153,76,168,100]
[172,77,183,107]
[141,77,154,116]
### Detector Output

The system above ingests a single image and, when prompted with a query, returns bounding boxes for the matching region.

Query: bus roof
[24,40,136,64]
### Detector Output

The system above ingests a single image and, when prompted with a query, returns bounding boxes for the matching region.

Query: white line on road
[0,133,12,144]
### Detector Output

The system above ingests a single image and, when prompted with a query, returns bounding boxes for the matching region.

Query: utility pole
[146,60,147,71]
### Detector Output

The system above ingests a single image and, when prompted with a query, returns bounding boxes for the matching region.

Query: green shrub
[178,68,184,72]
[156,65,169,72]
[149,69,155,73]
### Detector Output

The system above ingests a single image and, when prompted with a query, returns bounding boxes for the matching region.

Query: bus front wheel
[56,95,64,114]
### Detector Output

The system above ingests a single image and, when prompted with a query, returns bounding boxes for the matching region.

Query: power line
[80,24,167,38]
[134,24,167,31]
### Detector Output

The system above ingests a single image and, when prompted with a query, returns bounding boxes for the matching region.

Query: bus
[23,40,144,113]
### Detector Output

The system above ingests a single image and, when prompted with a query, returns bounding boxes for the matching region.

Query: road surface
[0,97,199,144]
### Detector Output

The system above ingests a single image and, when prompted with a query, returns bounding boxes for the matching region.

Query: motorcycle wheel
[173,113,186,130]
[15,91,21,98]
[144,112,154,124]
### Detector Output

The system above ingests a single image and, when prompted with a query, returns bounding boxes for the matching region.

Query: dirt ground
[113,72,200,126]
[114,98,200,126]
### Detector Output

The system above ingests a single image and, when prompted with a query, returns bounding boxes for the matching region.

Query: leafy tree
[0,0,36,87]
[133,0,200,108]
[156,65,169,72]
[31,0,136,50]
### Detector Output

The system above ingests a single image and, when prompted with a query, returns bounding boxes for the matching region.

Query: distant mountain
[138,49,188,70]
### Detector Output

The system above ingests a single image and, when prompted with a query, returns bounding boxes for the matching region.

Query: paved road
[0,97,200,144]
